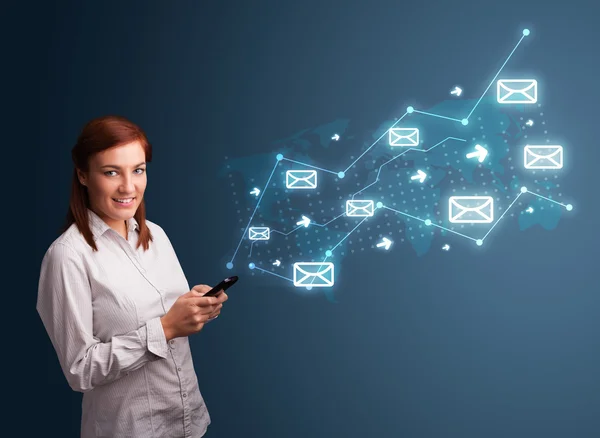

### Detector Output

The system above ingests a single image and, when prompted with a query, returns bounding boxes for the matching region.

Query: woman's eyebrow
[100,162,146,169]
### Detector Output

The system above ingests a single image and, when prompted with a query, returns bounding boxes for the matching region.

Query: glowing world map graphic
[219,28,574,300]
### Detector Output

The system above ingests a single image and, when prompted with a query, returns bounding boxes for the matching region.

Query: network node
[325,250,333,257]
[226,262,233,269]
[520,186,528,193]
[376,201,383,209]
[523,29,530,36]
[306,286,313,291]
[461,118,469,126]
[276,154,283,161]
[424,219,432,226]
[476,239,483,246]
[248,262,256,269]
[338,171,345,179]
[566,204,573,211]
[407,106,414,113]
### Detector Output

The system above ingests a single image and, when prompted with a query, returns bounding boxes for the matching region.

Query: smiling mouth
[112,197,136,204]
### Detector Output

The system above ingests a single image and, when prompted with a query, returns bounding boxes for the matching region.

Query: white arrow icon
[526,207,534,214]
[442,244,450,251]
[376,237,392,250]
[525,119,534,127]
[250,187,260,197]
[466,144,488,163]
[331,134,340,141]
[410,169,427,183]
[296,215,311,227]
[450,86,462,96]
[273,260,281,266]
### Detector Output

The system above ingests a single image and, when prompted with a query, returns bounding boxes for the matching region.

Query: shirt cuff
[145,317,169,359]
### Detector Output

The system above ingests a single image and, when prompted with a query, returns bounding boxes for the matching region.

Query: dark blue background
[24,1,599,436]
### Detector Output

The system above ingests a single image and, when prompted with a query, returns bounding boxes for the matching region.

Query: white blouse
[37,208,210,437]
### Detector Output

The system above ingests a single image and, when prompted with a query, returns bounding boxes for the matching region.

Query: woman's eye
[104,171,117,176]
[135,168,145,174]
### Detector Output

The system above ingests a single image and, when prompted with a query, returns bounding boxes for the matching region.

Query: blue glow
[248,263,255,269]
[276,154,283,161]
[226,262,233,269]
[407,106,414,113]
[338,171,345,179]
[461,118,469,125]
[523,29,530,36]
[476,239,483,246]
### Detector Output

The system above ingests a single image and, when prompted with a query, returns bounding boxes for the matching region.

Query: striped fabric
[37,209,210,437]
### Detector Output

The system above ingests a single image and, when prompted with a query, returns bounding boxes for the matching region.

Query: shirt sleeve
[36,242,170,393]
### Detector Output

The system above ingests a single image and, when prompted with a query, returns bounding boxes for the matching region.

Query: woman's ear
[76,168,87,186]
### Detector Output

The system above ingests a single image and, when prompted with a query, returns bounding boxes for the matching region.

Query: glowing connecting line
[352,136,467,198]
[408,28,530,125]
[269,212,346,237]
[382,186,573,247]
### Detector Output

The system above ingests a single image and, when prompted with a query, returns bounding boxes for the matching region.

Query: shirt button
[182,393,187,398]
[178,367,182,371]
[170,340,175,345]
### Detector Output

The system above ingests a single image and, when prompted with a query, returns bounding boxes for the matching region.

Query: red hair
[61,115,154,251]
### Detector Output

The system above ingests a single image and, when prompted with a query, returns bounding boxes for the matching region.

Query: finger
[190,296,220,307]
[191,284,211,295]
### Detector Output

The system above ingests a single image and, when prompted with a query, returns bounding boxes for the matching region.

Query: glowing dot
[566,204,573,211]
[248,263,255,269]
[521,186,528,193]
[461,118,469,126]
[407,106,414,113]
[424,219,432,226]
[306,286,313,291]
[376,202,383,208]
[226,262,233,269]
[276,154,283,160]
[325,250,332,257]
[338,171,345,178]
[523,29,530,36]
[476,239,483,246]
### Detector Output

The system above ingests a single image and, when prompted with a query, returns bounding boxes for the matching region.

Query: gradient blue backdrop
[26,1,599,437]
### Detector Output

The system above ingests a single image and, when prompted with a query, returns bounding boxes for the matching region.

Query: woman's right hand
[160,285,229,341]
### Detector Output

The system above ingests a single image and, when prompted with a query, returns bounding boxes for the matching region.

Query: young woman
[37,115,228,437]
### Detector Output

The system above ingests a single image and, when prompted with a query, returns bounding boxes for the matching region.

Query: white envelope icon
[293,262,335,287]
[389,128,419,147]
[249,227,270,240]
[449,196,494,223]
[497,79,537,104]
[346,200,374,217]
[524,145,563,169]
[286,170,317,189]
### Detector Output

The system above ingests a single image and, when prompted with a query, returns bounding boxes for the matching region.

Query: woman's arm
[36,243,170,393]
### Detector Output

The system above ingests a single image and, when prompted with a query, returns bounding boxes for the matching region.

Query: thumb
[191,284,210,295]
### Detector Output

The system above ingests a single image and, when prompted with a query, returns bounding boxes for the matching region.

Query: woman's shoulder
[41,223,86,264]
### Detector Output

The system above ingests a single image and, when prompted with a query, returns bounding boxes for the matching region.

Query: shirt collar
[87,208,139,241]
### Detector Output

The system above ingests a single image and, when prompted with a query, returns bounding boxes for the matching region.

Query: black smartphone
[203,275,239,297]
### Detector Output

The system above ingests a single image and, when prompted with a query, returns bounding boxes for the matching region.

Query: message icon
[249,227,270,240]
[389,128,419,147]
[346,200,375,217]
[293,262,335,288]
[449,196,494,224]
[497,79,538,104]
[286,170,317,189]
[524,145,563,169]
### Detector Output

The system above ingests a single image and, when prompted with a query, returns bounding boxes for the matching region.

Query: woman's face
[77,140,147,231]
